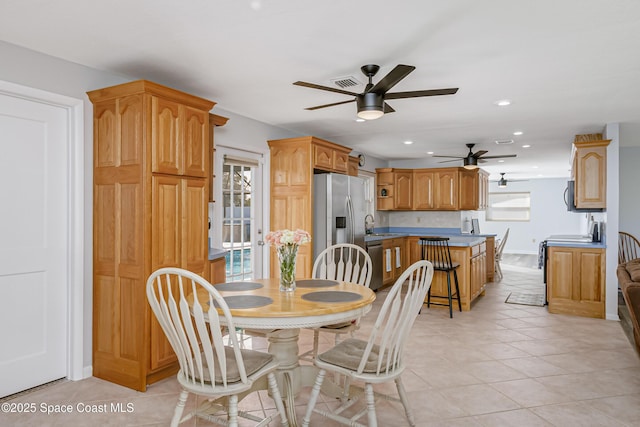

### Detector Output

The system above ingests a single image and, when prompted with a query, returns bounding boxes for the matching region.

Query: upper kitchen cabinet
[88,80,215,391]
[394,170,413,210]
[151,95,210,177]
[377,167,487,211]
[267,136,352,277]
[412,170,435,210]
[459,168,489,211]
[348,155,359,176]
[375,168,412,210]
[571,133,610,210]
[376,168,395,210]
[310,137,351,173]
[434,168,458,210]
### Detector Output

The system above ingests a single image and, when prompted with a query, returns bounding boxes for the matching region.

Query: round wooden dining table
[204,277,376,426]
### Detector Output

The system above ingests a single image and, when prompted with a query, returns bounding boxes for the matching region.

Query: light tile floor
[3,262,640,426]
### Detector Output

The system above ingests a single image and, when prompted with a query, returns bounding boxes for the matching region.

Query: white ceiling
[2,0,639,180]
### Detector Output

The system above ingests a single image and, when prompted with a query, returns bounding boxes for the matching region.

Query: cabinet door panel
[459,170,479,210]
[152,176,181,269]
[413,172,434,210]
[435,171,458,209]
[152,97,181,175]
[578,251,603,302]
[270,194,312,277]
[119,95,144,167]
[313,144,333,171]
[333,150,349,173]
[183,107,208,177]
[182,178,208,276]
[549,249,574,299]
[576,147,606,207]
[94,101,117,168]
[394,172,412,210]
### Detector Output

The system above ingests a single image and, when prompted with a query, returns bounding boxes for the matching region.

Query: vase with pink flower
[265,229,311,292]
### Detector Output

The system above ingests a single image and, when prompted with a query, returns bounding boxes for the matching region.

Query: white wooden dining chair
[495,228,510,280]
[146,267,288,427]
[302,260,434,427]
[299,243,373,361]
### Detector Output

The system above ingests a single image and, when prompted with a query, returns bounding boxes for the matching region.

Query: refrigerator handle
[347,195,355,244]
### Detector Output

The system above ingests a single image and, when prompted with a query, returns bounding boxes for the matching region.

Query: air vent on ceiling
[330,76,362,89]
[494,139,514,145]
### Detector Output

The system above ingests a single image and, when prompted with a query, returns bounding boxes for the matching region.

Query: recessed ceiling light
[355,118,365,123]
[498,160,505,163]
[427,151,434,155]
[495,139,514,145]
[513,131,523,136]
[403,140,414,145]
[522,144,531,148]
[494,99,511,107]
[532,165,539,169]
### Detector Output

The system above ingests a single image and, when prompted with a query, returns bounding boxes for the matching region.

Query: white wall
[477,178,584,254]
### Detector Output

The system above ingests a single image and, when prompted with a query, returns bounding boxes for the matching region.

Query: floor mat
[505,291,545,307]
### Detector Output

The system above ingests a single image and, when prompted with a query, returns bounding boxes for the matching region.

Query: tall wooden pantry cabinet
[88,80,216,391]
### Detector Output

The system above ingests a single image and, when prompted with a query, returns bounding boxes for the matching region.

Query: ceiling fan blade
[438,159,463,163]
[478,154,518,159]
[432,155,465,159]
[386,88,459,99]
[383,102,395,113]
[293,81,358,97]
[305,99,355,110]
[369,64,415,94]
[472,150,489,158]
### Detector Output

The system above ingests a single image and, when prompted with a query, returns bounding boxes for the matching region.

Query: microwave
[564,180,605,213]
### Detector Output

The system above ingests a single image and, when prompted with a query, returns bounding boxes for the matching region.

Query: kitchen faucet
[364,214,374,234]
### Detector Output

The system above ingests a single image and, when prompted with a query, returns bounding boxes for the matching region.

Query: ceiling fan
[293,64,458,120]
[494,172,529,188]
[433,143,517,169]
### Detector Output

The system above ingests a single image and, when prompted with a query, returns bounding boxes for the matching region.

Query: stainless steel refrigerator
[313,174,367,260]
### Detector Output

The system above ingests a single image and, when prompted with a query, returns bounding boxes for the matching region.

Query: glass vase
[277,244,298,292]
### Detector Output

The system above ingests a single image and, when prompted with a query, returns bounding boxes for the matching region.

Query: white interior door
[0,90,69,397]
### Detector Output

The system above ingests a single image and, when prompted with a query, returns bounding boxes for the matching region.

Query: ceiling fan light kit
[463,157,478,169]
[356,92,384,120]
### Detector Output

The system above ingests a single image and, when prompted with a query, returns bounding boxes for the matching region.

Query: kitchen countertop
[364,231,487,247]
[208,247,228,260]
[546,240,606,249]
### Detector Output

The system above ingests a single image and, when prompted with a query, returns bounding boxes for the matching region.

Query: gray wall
[0,41,299,374]
[619,146,640,240]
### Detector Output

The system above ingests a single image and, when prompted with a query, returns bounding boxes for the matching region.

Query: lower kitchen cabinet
[407,237,487,311]
[209,257,226,285]
[547,246,605,318]
[382,238,406,286]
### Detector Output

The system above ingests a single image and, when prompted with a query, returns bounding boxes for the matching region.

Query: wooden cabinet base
[547,246,605,319]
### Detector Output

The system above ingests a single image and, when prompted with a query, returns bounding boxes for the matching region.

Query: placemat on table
[213,281,263,292]
[302,291,362,303]
[296,279,339,288]
[211,295,273,309]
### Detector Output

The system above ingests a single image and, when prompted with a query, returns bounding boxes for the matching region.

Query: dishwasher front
[366,241,383,291]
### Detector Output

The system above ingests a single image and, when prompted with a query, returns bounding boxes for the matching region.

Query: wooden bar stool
[420,237,461,318]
